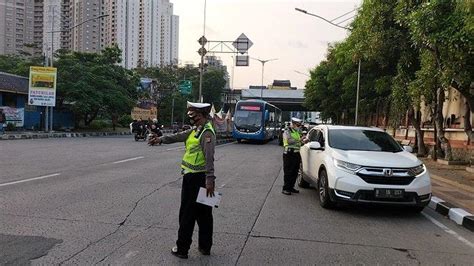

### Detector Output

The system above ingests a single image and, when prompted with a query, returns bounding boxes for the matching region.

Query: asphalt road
[0,136,473,265]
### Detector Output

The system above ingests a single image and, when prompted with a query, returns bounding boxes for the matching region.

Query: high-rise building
[0,0,44,56]
[69,0,103,52]
[0,0,179,68]
[102,0,178,69]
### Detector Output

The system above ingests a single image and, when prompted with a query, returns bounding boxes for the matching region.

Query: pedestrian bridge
[241,89,306,111]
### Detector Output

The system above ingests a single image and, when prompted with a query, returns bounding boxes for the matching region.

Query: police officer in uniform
[282,117,305,195]
[149,101,216,259]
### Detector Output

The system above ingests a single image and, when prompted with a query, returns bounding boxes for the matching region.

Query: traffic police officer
[282,117,305,195]
[150,101,216,259]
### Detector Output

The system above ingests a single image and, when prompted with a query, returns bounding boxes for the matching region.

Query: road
[0,136,473,265]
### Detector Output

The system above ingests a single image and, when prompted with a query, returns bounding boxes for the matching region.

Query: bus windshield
[234,109,262,131]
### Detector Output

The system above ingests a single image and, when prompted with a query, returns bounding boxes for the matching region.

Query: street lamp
[44,13,109,132]
[295,7,361,126]
[250,57,278,100]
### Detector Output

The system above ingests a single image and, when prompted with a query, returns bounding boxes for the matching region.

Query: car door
[308,128,326,180]
[300,129,317,179]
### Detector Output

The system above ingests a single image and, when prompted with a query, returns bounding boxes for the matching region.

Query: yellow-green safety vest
[181,122,216,173]
[283,128,301,152]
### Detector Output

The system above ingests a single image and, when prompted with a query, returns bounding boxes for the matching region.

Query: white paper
[196,187,222,208]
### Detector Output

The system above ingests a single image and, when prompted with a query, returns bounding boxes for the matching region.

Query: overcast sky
[172,0,361,89]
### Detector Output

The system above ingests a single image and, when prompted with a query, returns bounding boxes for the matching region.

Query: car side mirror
[403,145,413,153]
[309,141,323,150]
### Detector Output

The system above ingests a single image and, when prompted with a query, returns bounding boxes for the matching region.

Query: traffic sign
[236,55,249,66]
[179,80,192,95]
[232,33,253,54]
[198,47,207,56]
[198,36,207,46]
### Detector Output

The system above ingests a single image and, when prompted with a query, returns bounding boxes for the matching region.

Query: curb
[428,196,474,232]
[0,131,132,141]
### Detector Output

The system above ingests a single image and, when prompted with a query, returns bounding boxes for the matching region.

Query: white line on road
[166,146,185,151]
[422,212,474,249]
[0,173,61,187]
[111,156,145,164]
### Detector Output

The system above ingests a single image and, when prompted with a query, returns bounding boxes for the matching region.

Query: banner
[0,107,24,127]
[131,107,158,120]
[28,66,57,107]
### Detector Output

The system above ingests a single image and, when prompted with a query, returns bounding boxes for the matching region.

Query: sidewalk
[422,158,474,214]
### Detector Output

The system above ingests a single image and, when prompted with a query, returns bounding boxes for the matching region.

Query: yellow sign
[131,107,158,120]
[28,66,57,106]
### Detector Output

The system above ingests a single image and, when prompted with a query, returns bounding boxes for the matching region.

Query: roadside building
[0,71,73,130]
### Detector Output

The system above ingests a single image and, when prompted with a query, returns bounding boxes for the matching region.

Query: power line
[336,15,356,26]
[330,8,357,23]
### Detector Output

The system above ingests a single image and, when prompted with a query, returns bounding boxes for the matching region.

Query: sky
[172,0,361,90]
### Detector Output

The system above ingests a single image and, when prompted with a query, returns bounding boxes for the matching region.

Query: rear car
[299,125,431,212]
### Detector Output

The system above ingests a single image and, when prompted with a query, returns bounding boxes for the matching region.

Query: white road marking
[111,156,144,164]
[166,146,185,151]
[219,183,226,188]
[422,212,474,249]
[0,173,61,187]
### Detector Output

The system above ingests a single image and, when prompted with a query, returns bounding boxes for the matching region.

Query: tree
[55,46,138,127]
[0,54,44,76]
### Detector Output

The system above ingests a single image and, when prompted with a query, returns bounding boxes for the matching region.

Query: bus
[232,100,282,142]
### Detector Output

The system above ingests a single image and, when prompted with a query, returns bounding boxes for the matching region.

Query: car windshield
[328,129,403,152]
[234,110,262,130]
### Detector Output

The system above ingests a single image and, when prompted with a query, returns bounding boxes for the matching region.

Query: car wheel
[318,169,335,209]
[297,164,310,188]
[236,139,242,143]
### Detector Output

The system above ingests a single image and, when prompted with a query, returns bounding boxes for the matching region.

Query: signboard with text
[131,107,158,120]
[28,66,57,107]
[0,107,24,127]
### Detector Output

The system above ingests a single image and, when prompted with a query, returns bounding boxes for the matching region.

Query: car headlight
[408,164,425,176]
[333,159,362,174]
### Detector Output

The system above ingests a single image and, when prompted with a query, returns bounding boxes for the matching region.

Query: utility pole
[355,59,361,125]
[198,0,207,103]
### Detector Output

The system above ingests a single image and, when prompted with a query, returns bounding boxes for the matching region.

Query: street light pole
[355,59,361,125]
[251,57,278,100]
[198,0,207,103]
[295,7,360,125]
[46,13,109,132]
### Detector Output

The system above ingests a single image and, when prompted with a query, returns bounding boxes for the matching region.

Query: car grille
[356,167,416,185]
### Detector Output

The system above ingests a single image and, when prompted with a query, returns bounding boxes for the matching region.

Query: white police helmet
[291,117,303,124]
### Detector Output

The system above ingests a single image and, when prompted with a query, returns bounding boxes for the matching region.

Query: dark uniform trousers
[283,151,301,191]
[177,172,213,253]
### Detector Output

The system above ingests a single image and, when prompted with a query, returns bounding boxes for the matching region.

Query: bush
[89,120,110,129]
[118,114,133,127]
[6,122,15,131]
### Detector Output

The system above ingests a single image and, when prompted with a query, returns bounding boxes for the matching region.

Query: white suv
[299,125,431,212]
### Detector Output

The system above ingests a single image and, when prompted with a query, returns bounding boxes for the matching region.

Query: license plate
[374,189,404,199]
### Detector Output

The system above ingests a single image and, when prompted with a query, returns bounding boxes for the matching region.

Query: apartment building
[0,0,44,56]
[1,0,179,68]
[102,0,178,69]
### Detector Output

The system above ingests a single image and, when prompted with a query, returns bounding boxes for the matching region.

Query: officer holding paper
[149,101,216,259]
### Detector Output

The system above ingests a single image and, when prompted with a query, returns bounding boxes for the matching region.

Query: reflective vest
[283,128,301,152]
[181,121,215,173]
